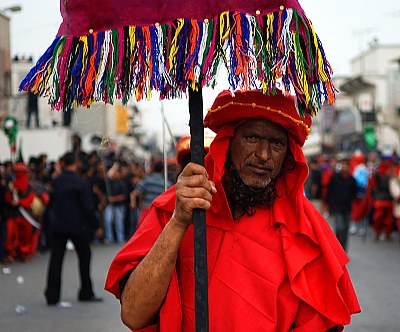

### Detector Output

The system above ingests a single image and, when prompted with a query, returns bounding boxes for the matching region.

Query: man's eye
[272,139,285,146]
[244,135,258,142]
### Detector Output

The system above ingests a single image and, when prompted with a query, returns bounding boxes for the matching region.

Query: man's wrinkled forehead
[233,118,288,136]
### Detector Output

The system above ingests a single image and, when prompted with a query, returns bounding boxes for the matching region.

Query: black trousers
[332,212,351,252]
[26,108,40,128]
[45,231,94,304]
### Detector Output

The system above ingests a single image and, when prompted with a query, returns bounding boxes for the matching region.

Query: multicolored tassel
[20,7,335,116]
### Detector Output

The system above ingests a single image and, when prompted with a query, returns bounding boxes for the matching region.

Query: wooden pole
[188,85,209,332]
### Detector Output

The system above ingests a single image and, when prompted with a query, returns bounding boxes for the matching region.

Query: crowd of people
[0,146,179,266]
[0,129,213,268]
[305,150,400,250]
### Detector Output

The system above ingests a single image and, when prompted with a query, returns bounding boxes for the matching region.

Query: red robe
[105,125,360,331]
[5,189,36,260]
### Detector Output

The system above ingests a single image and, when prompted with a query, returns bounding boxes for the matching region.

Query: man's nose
[254,140,271,161]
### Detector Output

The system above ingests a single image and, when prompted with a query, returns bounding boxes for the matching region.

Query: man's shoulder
[148,172,164,181]
[54,172,84,185]
[140,172,165,186]
[57,171,79,179]
[327,172,339,182]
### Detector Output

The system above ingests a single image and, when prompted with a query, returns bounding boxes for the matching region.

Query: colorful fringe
[20,8,335,116]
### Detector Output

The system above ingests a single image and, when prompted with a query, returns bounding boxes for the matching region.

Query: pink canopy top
[59,0,305,36]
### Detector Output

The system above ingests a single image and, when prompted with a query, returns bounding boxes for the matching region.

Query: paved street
[1,227,399,332]
[0,242,127,332]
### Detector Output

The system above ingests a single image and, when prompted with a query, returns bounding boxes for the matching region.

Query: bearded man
[105,90,360,331]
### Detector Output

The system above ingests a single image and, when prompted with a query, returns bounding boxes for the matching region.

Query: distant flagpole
[161,101,168,191]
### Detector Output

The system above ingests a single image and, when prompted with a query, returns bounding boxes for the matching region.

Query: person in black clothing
[44,152,102,305]
[26,92,40,128]
[325,157,357,251]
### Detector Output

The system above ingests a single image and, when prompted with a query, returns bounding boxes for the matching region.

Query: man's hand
[95,227,104,239]
[130,191,137,209]
[172,162,217,230]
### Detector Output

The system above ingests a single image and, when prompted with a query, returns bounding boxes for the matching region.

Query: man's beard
[222,153,279,220]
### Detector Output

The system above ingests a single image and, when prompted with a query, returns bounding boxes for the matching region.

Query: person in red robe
[105,90,360,331]
[370,158,394,241]
[4,163,37,261]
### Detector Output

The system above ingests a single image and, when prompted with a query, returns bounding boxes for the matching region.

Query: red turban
[204,90,312,147]
[175,135,214,166]
[13,162,29,192]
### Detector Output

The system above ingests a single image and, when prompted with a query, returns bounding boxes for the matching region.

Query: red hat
[351,150,365,164]
[204,90,312,146]
[13,162,28,174]
[176,135,214,165]
[13,162,29,191]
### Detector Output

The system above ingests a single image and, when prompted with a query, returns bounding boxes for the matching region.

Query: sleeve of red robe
[5,190,35,209]
[105,206,182,332]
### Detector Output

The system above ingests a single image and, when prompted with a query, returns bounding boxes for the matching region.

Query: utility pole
[353,27,376,75]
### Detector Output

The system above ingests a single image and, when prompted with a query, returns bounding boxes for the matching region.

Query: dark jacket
[326,172,357,214]
[50,171,98,235]
[372,173,393,201]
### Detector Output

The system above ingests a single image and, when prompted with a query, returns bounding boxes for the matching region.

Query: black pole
[189,85,209,332]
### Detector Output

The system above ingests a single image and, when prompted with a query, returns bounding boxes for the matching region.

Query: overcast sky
[2,0,400,138]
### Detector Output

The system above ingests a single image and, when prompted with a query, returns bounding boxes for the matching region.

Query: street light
[0,5,22,14]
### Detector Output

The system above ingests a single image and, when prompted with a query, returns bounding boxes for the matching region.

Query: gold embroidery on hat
[208,102,311,138]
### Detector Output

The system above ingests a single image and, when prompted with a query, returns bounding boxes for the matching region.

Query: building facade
[304,43,400,157]
[0,12,11,117]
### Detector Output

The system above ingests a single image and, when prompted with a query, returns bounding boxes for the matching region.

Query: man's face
[340,161,350,175]
[230,119,288,188]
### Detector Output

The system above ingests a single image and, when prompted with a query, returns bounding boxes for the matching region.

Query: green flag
[3,116,18,153]
[364,125,376,151]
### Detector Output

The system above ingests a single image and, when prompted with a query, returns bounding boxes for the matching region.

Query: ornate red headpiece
[204,89,312,146]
